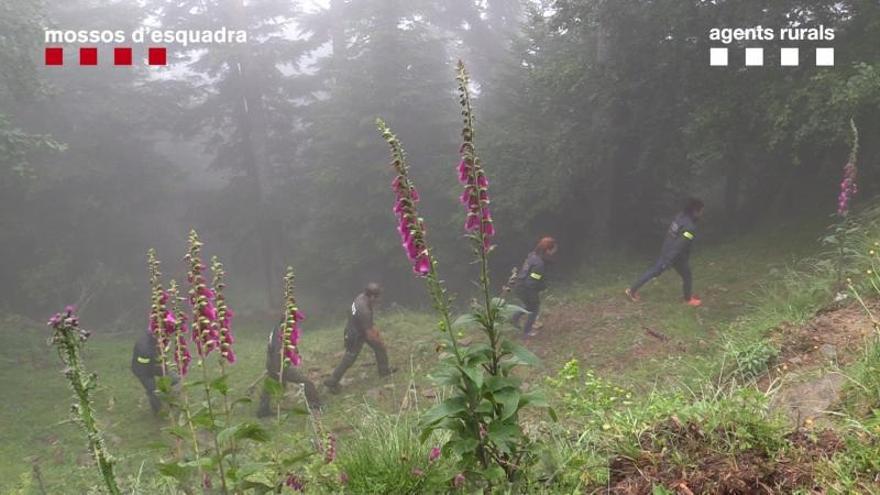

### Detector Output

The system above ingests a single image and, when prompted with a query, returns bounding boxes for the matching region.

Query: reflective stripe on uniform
[682,231,694,240]
[136,356,151,364]
[529,272,543,280]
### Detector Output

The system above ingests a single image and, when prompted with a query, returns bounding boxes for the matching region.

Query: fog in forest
[3,0,878,331]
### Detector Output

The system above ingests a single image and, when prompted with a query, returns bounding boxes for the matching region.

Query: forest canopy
[2,0,879,328]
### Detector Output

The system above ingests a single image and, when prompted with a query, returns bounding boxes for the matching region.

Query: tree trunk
[227,0,277,308]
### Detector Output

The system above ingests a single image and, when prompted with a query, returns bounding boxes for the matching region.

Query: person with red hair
[511,237,558,337]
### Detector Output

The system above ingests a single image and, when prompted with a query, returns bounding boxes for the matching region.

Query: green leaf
[157,461,193,481]
[420,396,467,429]
[156,375,174,394]
[190,407,215,429]
[447,438,479,456]
[485,375,521,392]
[482,465,506,482]
[494,299,527,322]
[262,376,283,399]
[487,421,521,453]
[236,481,273,494]
[218,422,270,446]
[519,391,549,408]
[452,313,478,331]
[279,451,313,468]
[500,339,539,366]
[458,364,484,389]
[474,399,494,414]
[210,374,230,395]
[165,425,191,441]
[431,363,464,386]
[462,343,492,366]
[493,388,521,420]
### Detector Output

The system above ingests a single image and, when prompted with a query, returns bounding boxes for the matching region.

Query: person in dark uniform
[626,198,704,306]
[323,283,393,393]
[131,329,173,414]
[511,237,558,337]
[257,322,322,416]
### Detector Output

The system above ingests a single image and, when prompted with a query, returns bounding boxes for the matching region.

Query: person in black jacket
[131,329,175,414]
[511,237,558,337]
[256,322,322,417]
[626,198,704,306]
[323,283,393,393]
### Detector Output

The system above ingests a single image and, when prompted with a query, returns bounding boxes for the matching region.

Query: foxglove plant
[281,266,305,369]
[376,61,551,487]
[832,119,861,286]
[186,230,220,357]
[153,234,271,494]
[211,256,236,364]
[390,146,431,276]
[185,230,230,494]
[147,249,171,375]
[166,279,201,465]
[168,280,192,377]
[48,306,121,495]
[837,120,859,218]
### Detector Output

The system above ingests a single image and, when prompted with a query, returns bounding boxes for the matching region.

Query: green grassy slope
[0,214,854,493]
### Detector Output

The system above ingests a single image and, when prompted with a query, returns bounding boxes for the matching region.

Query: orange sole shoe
[625,288,640,302]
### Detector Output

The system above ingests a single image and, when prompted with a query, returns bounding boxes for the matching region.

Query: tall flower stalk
[376,61,550,486]
[167,279,200,464]
[147,249,171,376]
[48,306,121,495]
[834,119,860,287]
[279,266,306,422]
[456,61,501,375]
[211,256,236,435]
[185,230,229,494]
[377,119,462,364]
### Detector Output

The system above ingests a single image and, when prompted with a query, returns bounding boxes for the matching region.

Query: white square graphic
[780,48,799,66]
[816,47,834,66]
[745,47,764,66]
[710,48,728,66]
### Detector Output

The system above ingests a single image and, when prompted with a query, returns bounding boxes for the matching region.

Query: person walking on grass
[131,329,177,414]
[323,283,395,393]
[511,237,558,337]
[626,198,704,307]
[257,321,322,417]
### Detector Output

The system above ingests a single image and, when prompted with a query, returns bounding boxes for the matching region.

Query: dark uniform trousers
[327,330,391,385]
[258,361,322,414]
[131,357,163,413]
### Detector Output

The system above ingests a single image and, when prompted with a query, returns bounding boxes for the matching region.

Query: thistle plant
[830,119,860,287]
[47,306,121,495]
[376,60,552,486]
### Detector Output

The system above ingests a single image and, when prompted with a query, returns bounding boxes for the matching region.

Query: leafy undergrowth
[8,211,880,492]
[607,420,843,494]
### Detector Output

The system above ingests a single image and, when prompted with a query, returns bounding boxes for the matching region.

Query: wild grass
[7,209,880,492]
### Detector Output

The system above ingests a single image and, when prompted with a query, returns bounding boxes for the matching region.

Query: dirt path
[766,301,877,426]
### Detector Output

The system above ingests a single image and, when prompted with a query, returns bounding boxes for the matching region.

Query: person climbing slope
[323,283,395,393]
[130,329,177,414]
[511,237,558,337]
[257,320,322,417]
[626,198,704,306]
